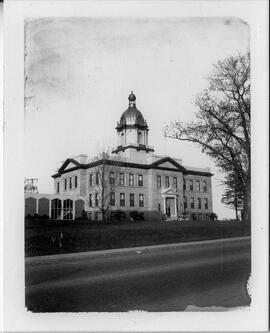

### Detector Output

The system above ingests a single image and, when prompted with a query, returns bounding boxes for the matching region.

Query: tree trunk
[102,210,106,224]
[242,176,251,224]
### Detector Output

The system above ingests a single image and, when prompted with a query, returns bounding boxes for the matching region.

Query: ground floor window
[139,194,144,207]
[63,199,73,220]
[110,192,115,206]
[130,193,135,207]
[51,198,61,219]
[120,193,125,206]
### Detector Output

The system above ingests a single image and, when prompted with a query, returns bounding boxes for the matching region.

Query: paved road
[25,237,251,312]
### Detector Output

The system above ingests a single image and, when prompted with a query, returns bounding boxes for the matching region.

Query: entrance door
[166,197,175,218]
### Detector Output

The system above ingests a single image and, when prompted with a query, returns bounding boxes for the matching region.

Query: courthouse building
[25,92,213,221]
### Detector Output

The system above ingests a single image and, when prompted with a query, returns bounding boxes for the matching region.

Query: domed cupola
[112,91,154,155]
[118,92,148,128]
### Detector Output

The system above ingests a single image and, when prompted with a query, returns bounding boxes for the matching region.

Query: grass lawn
[25,219,250,257]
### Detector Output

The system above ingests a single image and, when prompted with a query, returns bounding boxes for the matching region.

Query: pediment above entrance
[161,188,178,196]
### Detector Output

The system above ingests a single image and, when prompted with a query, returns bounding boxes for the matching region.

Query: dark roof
[119,106,147,127]
[52,156,213,178]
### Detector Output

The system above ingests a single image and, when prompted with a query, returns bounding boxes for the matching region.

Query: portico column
[174,196,177,218]
[163,196,166,214]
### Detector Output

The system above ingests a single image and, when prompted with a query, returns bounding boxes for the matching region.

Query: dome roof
[119,106,146,127]
[117,91,148,128]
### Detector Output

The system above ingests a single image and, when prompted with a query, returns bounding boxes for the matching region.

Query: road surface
[25,236,251,312]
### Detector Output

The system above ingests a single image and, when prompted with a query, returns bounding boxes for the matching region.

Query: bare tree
[88,150,121,223]
[165,53,250,223]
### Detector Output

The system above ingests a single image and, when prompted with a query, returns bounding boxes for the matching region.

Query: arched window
[138,131,143,144]
[51,198,62,220]
[63,199,73,220]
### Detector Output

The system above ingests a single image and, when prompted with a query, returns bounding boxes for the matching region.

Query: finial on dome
[128,91,136,107]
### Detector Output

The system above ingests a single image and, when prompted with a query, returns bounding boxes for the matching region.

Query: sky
[24,17,249,219]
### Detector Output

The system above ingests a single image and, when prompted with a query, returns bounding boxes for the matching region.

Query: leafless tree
[88,149,121,223]
[165,53,250,223]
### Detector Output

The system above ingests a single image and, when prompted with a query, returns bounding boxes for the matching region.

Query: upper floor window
[157,175,161,188]
[89,193,92,207]
[89,174,93,186]
[204,198,208,210]
[165,176,170,188]
[96,172,99,186]
[190,197,195,209]
[189,180,193,191]
[129,173,134,186]
[120,193,125,206]
[139,194,144,207]
[196,180,200,191]
[130,193,135,207]
[120,173,125,186]
[110,192,115,206]
[183,179,186,191]
[69,177,72,189]
[173,177,178,188]
[95,193,99,207]
[64,178,67,191]
[138,174,143,186]
[56,182,60,193]
[109,172,115,185]
[197,198,202,209]
[203,181,207,192]
[75,175,78,188]
[184,197,187,209]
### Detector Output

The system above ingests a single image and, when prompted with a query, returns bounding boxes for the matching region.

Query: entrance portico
[161,188,178,220]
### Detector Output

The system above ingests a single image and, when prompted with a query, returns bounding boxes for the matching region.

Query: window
[183,179,186,190]
[95,212,98,221]
[89,194,92,207]
[63,199,73,220]
[157,175,161,188]
[158,203,161,211]
[95,193,99,207]
[75,175,78,188]
[138,174,143,186]
[190,197,195,209]
[204,198,208,210]
[203,181,207,192]
[120,173,125,186]
[69,177,72,189]
[165,176,170,188]
[109,172,115,185]
[129,173,134,186]
[173,177,178,188]
[96,172,99,185]
[64,178,67,190]
[138,131,143,144]
[110,192,115,206]
[130,193,135,207]
[120,193,125,206]
[196,180,200,191]
[89,174,93,186]
[189,180,193,191]
[56,182,60,193]
[184,197,187,209]
[139,194,144,207]
[197,198,202,209]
